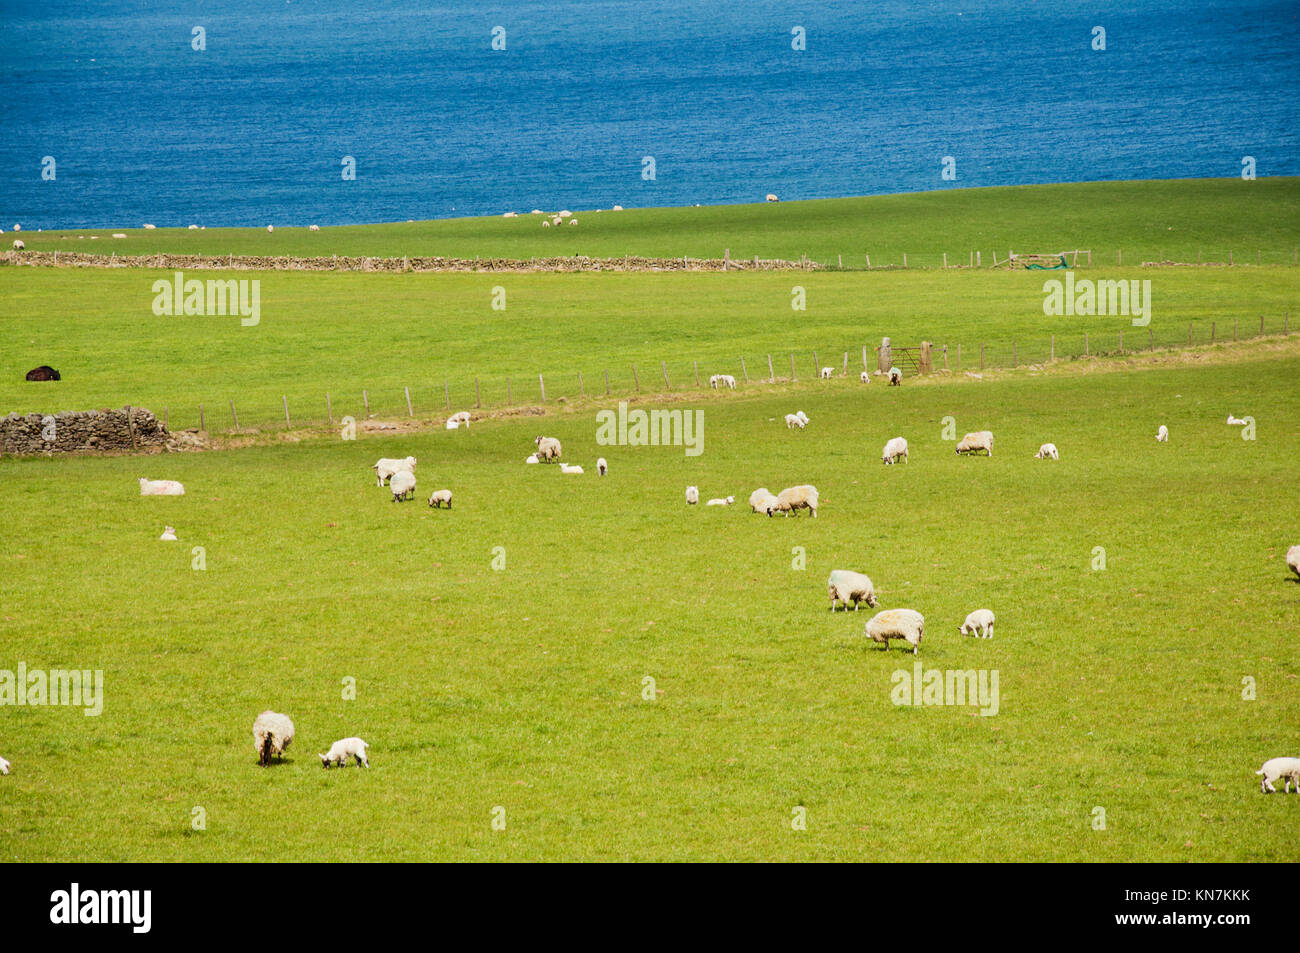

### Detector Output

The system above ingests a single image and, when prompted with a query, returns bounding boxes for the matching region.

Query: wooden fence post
[740,357,749,382]
[942,345,948,371]
[842,351,848,376]
[230,399,239,430]
[693,361,699,387]
[539,374,546,402]
[1085,333,1089,356]
[404,386,413,416]
[1260,314,1264,336]
[199,404,205,431]
[661,361,670,389]
[475,378,482,407]
[943,252,947,268]
[126,406,137,450]
[768,354,775,383]
[282,395,291,429]
[812,350,819,376]
[1118,329,1123,352]
[838,254,842,269]
[1148,327,1153,350]
[605,369,610,395]
[1188,323,1192,346]
[1012,342,1017,366]
[977,250,981,267]
[444,381,451,409]
[724,248,730,270]
[1211,321,1216,343]
[866,254,871,269]
[326,392,333,424]
[632,364,639,392]
[578,372,585,397]
[1118,249,1122,266]
[903,253,907,268]
[789,353,796,381]
[363,390,370,416]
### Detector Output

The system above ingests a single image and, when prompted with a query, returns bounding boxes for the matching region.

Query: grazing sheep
[266,225,274,233]
[784,413,807,429]
[765,193,779,202]
[253,711,294,766]
[143,223,156,229]
[881,437,908,465]
[828,570,877,610]
[612,205,623,211]
[188,224,199,230]
[531,209,544,214]
[860,371,870,384]
[111,232,126,239]
[372,456,417,486]
[309,224,320,231]
[0,755,8,775]
[768,484,819,518]
[597,457,607,476]
[959,609,995,639]
[820,367,833,380]
[11,240,24,250]
[534,435,562,462]
[864,608,925,654]
[448,411,471,426]
[888,367,902,385]
[542,220,552,227]
[1286,545,1300,579]
[427,489,452,508]
[560,463,584,474]
[748,488,778,513]
[686,485,699,505]
[525,454,539,464]
[559,210,572,219]
[1156,424,1168,442]
[320,737,370,768]
[706,496,735,506]
[720,374,737,389]
[159,526,178,541]
[139,478,185,496]
[709,374,721,389]
[955,431,994,457]
[1256,757,1300,794]
[568,218,578,226]
[390,470,416,501]
[1227,414,1247,425]
[1035,443,1059,460]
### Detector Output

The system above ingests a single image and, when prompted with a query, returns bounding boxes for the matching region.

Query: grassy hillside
[1,347,1297,861]
[2,266,1296,430]
[14,177,1300,266]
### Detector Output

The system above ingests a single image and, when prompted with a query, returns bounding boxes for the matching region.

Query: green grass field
[2,344,1298,861]
[15,177,1300,266]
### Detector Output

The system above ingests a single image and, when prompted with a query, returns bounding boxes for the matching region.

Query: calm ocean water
[1,0,1296,228]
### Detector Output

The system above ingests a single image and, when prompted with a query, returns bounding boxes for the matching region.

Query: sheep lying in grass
[864,608,924,654]
[882,437,908,465]
[534,435,562,462]
[1286,545,1300,579]
[749,488,778,513]
[860,371,870,384]
[373,456,416,486]
[955,431,994,456]
[820,367,833,379]
[1035,443,1059,460]
[706,495,735,506]
[959,608,995,638]
[320,737,370,768]
[427,489,452,508]
[445,419,460,430]
[390,470,416,501]
[139,478,185,496]
[1156,425,1168,442]
[686,486,699,505]
[525,454,539,464]
[1256,757,1300,793]
[1227,414,1248,426]
[253,711,294,766]
[828,570,876,610]
[560,463,584,474]
[767,485,818,517]
[0,755,9,775]
[597,457,607,476]
[888,367,902,385]
[159,526,178,541]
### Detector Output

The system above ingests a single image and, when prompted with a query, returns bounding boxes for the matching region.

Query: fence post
[1118,329,1123,352]
[404,386,413,416]
[740,356,749,382]
[724,248,730,270]
[1118,249,1122,266]
[475,378,482,408]
[866,254,870,269]
[1211,321,1215,343]
[903,253,907,268]
[842,351,848,376]
[444,381,450,409]
[1012,342,1017,366]
[632,364,639,392]
[661,361,670,389]
[767,354,775,383]
[977,250,981,267]
[200,404,205,431]
[1188,323,1192,346]
[1229,251,1233,266]
[1260,314,1264,336]
[942,345,948,371]
[862,345,868,370]
[1085,333,1089,356]
[957,343,961,370]
[980,343,985,370]
[789,353,796,381]
[1286,312,1290,334]
[363,390,370,416]
[943,252,947,268]
[539,374,546,402]
[605,369,610,395]
[326,392,333,424]
[126,406,137,450]
[838,254,842,269]
[812,350,819,376]
[693,361,700,387]
[282,395,291,430]
[230,399,239,430]
[578,372,585,397]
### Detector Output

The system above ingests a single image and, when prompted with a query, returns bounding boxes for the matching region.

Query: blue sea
[1,0,1296,228]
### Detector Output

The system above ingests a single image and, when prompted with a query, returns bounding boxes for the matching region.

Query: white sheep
[309,224,320,231]
[768,484,818,518]
[445,419,459,430]
[1226,414,1247,425]
[448,411,471,426]
[860,371,870,384]
[888,367,902,385]
[12,240,24,250]
[882,437,908,465]
[560,463,584,474]
[820,367,833,380]
[611,205,623,211]
[372,456,417,486]
[686,485,699,505]
[748,488,777,513]
[542,220,552,228]
[955,431,994,457]
[720,374,737,389]
[139,478,185,496]
[525,454,539,464]
[253,710,294,766]
[784,413,806,429]
[266,225,274,233]
[504,211,518,218]
[864,608,925,654]
[828,570,877,610]
[390,470,416,501]
[427,488,452,508]
[959,608,995,638]
[765,193,779,202]
[143,223,156,229]
[559,210,572,218]
[12,224,20,231]
[188,224,199,230]
[1256,757,1300,794]
[0,755,9,775]
[1286,545,1300,579]
[597,458,607,476]
[534,435,562,462]
[1034,443,1059,460]
[111,232,126,238]
[531,209,544,214]
[1156,425,1168,442]
[159,526,178,541]
[706,496,735,506]
[709,374,721,389]
[320,737,370,768]
[568,218,578,226]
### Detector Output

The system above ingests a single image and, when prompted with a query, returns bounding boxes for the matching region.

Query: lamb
[860,371,870,384]
[881,437,908,465]
[784,413,807,429]
[534,435,562,462]
[1286,545,1300,579]
[525,454,539,464]
[686,485,699,505]
[888,367,902,385]
[266,225,275,232]
[542,220,552,227]
[1034,443,1059,460]
[596,457,607,476]
[827,570,877,610]
[748,488,778,513]
[559,210,572,218]
[1226,414,1248,425]
[0,755,8,775]
[765,193,779,202]
[320,737,370,768]
[372,456,417,486]
[560,463,584,474]
[143,223,156,229]
[719,374,737,389]
[864,608,925,654]
[159,526,178,541]
[959,608,995,639]
[611,205,623,211]
[820,367,833,380]
[568,218,578,226]
[445,419,460,430]
[1156,425,1168,442]
[253,711,294,766]
[709,374,721,389]
[309,224,320,231]
[390,469,416,501]
[955,431,994,457]
[12,239,24,250]
[139,478,185,496]
[427,488,452,508]
[706,495,735,506]
[188,224,199,230]
[1256,757,1300,794]
[768,484,818,518]
[503,211,518,218]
